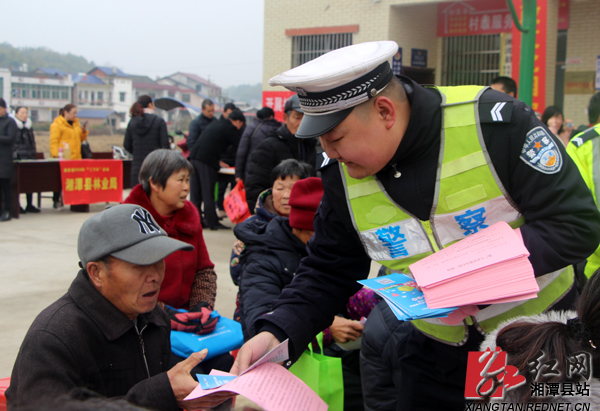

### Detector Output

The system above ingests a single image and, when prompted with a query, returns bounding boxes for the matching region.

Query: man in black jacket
[244,95,317,213]
[188,110,245,230]
[216,103,240,217]
[0,98,17,221]
[231,42,600,410]
[235,107,281,183]
[6,204,225,411]
[187,99,215,151]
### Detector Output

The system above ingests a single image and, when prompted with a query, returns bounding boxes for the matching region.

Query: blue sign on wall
[392,48,403,75]
[411,49,428,68]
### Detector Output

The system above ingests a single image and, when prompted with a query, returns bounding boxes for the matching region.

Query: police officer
[567,91,600,280]
[231,41,600,410]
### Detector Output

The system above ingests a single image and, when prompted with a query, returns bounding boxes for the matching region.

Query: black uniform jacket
[188,118,240,171]
[259,76,600,361]
[6,270,177,411]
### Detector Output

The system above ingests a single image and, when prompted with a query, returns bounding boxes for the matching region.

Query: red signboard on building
[59,160,123,205]
[511,0,548,113]
[262,91,296,122]
[437,0,513,37]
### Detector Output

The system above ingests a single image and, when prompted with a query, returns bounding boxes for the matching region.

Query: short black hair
[139,149,193,195]
[228,109,246,122]
[589,92,600,125]
[0,98,7,108]
[257,107,275,120]
[491,76,518,97]
[223,102,238,112]
[270,159,314,185]
[201,99,214,109]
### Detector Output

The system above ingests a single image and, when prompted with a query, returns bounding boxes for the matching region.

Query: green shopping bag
[289,332,344,411]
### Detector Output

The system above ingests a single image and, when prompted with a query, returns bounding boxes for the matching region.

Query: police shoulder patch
[317,151,337,170]
[520,126,563,174]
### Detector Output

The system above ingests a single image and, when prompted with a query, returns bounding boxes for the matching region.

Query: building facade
[10,71,73,122]
[263,0,600,127]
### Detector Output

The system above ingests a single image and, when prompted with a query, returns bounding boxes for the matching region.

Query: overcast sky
[1,0,264,88]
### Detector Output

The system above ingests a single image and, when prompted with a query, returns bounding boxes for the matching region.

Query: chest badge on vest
[520,127,563,174]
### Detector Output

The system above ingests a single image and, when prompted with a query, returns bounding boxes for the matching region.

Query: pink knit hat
[288,177,324,231]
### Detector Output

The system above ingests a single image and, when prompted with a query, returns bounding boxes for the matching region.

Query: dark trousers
[0,178,11,213]
[189,159,218,228]
[217,173,235,211]
[19,193,33,208]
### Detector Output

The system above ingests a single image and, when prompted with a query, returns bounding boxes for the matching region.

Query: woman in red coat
[124,149,233,374]
[124,149,216,310]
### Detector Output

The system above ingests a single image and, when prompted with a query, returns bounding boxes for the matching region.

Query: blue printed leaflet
[358,273,456,321]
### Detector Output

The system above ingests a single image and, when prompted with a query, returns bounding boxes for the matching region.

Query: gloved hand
[164,305,217,335]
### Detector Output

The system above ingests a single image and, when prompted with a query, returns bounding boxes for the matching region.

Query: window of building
[61,90,69,100]
[84,90,89,101]
[21,88,27,98]
[441,34,501,86]
[0,79,3,98]
[182,93,191,102]
[119,92,126,102]
[108,92,112,102]
[42,87,50,99]
[31,110,39,122]
[97,91,103,102]
[52,90,59,99]
[291,33,353,68]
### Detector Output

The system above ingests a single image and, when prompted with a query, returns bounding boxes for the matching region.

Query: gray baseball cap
[78,204,194,267]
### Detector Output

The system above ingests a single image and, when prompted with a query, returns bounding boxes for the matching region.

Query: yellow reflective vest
[340,85,574,345]
[567,124,600,278]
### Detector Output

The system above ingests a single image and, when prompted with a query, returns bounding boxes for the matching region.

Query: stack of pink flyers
[408,221,539,309]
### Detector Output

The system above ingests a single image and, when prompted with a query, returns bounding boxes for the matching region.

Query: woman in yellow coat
[50,104,88,160]
[49,104,88,207]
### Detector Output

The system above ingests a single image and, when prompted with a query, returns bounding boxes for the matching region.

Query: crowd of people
[4,39,600,411]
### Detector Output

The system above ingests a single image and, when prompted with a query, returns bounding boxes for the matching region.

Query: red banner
[262,90,296,122]
[59,160,123,205]
[437,0,513,37]
[558,0,569,30]
[511,0,547,113]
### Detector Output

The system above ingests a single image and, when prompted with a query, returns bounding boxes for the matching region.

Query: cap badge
[131,208,160,235]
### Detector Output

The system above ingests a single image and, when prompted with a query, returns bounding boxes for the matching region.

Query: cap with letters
[269,41,398,138]
[78,204,193,267]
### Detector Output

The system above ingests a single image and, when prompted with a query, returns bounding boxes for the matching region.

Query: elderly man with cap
[230,41,600,409]
[6,204,227,411]
[243,94,317,213]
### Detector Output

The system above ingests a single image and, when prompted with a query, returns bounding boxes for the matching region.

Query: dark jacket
[258,76,600,361]
[12,116,36,160]
[187,113,215,152]
[235,119,281,180]
[6,270,176,411]
[234,216,307,341]
[0,113,18,179]
[123,113,169,186]
[230,188,280,286]
[188,118,240,170]
[244,124,317,211]
[360,301,408,411]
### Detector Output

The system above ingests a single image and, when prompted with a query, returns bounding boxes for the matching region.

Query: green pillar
[507,0,537,106]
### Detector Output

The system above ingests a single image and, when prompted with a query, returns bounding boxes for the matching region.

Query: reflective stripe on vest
[341,85,574,345]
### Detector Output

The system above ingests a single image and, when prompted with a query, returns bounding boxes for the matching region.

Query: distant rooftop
[37,68,68,78]
[72,73,106,85]
[89,66,129,77]
[166,72,222,91]
[128,74,156,84]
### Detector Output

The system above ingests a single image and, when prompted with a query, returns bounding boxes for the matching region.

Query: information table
[11,159,132,219]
